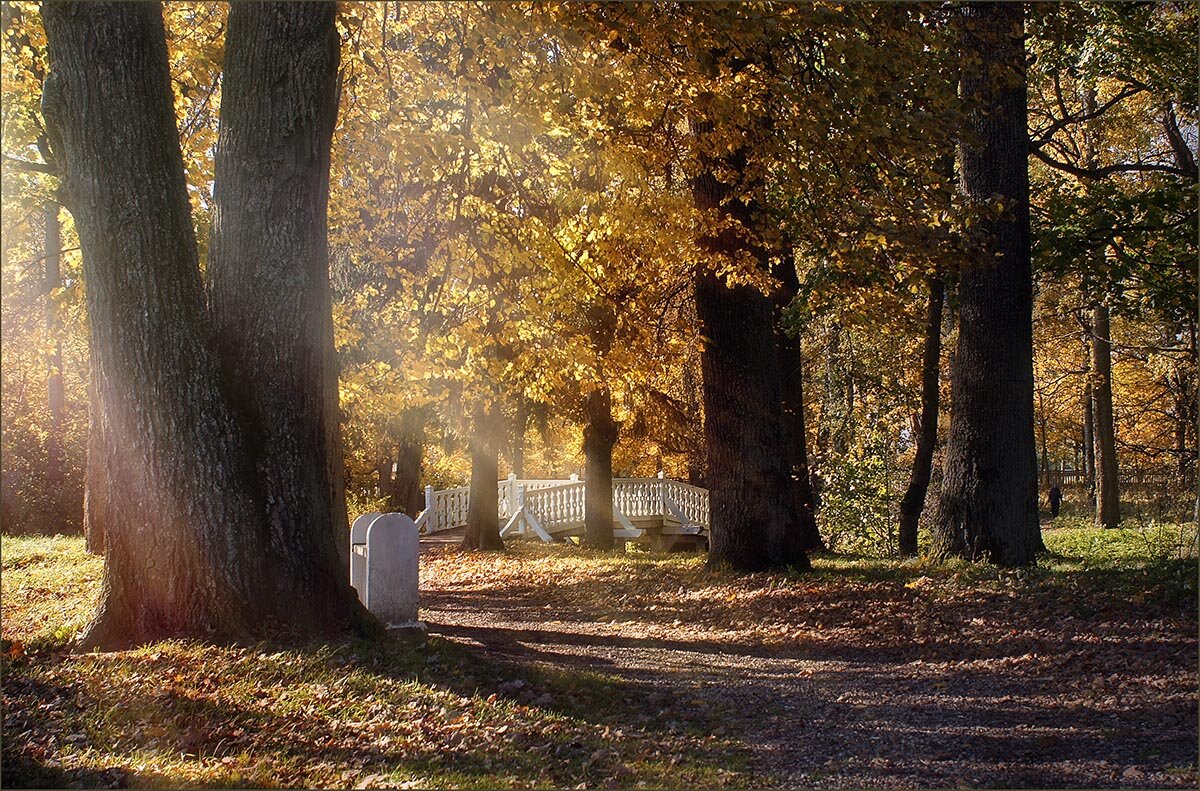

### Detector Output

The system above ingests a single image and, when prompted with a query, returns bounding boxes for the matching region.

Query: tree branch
[3,154,55,174]
[1030,85,1145,151]
[1029,147,1188,180]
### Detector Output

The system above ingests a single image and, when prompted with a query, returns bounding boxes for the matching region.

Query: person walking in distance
[1048,482,1063,519]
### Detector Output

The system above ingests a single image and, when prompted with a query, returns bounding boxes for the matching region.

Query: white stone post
[349,512,381,599]
[364,513,424,632]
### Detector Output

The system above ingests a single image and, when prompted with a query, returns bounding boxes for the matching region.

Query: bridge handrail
[429,486,469,533]
[523,480,586,533]
[419,475,711,536]
[662,479,710,527]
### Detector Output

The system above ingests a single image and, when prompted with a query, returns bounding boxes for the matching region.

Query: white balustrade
[417,474,710,540]
[522,481,585,534]
[426,486,469,533]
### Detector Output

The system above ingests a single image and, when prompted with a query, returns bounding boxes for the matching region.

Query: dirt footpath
[419,546,1197,788]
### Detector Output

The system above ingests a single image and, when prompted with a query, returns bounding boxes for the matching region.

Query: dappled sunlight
[2,1,1196,787]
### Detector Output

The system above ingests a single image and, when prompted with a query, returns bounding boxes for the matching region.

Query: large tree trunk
[689,134,808,571]
[777,328,823,551]
[44,2,272,647]
[43,2,377,648]
[899,276,944,557]
[1091,304,1121,529]
[582,388,618,550]
[934,2,1040,566]
[206,1,363,616]
[384,408,425,517]
[463,406,504,551]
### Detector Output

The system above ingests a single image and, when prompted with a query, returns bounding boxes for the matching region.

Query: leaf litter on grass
[2,529,1196,788]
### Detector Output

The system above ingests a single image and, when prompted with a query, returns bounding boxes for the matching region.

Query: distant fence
[1052,469,1180,487]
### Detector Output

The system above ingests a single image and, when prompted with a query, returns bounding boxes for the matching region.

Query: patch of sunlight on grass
[2,533,102,651]
[2,534,749,789]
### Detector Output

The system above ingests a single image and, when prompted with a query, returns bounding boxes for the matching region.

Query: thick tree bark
[689,134,808,571]
[583,388,618,550]
[777,329,823,551]
[899,276,944,557]
[206,1,364,618]
[44,2,271,647]
[463,405,504,551]
[934,3,1040,566]
[43,2,377,647]
[1091,304,1121,529]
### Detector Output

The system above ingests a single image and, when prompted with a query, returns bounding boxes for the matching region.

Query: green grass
[1,534,748,789]
[1041,519,1197,566]
[2,523,1194,788]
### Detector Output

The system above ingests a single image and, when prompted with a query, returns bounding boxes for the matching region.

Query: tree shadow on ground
[416,550,1198,788]
[1,631,751,790]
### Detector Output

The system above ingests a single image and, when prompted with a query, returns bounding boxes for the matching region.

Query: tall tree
[582,387,618,551]
[462,405,504,551]
[690,140,808,571]
[42,1,376,648]
[1090,303,1121,528]
[934,3,1040,566]
[1077,87,1122,530]
[899,275,944,556]
[207,1,355,580]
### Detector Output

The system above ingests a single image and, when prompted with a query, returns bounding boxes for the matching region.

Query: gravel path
[420,548,1197,788]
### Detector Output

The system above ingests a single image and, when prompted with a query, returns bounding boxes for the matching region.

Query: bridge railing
[418,474,710,537]
[499,476,580,518]
[523,480,586,534]
[425,486,469,533]
[663,479,710,527]
[611,477,661,519]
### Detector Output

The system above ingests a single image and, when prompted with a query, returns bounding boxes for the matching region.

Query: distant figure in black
[1048,484,1062,518]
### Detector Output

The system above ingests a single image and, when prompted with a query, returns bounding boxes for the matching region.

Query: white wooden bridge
[413,473,710,549]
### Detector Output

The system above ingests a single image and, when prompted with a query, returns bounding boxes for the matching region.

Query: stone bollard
[349,512,381,597]
[363,513,424,634]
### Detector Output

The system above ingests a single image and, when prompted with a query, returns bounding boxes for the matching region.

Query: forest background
[1,1,1196,556]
